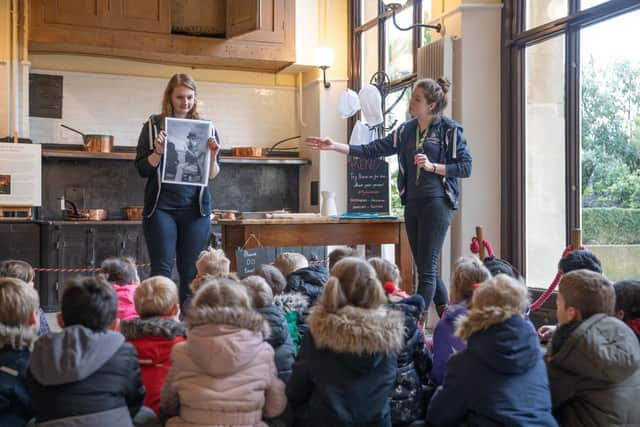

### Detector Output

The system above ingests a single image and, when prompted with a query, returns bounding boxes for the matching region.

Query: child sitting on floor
[614,279,640,342]
[120,276,186,415]
[430,256,490,387]
[0,259,49,336]
[546,270,640,425]
[101,256,140,321]
[242,275,295,383]
[0,278,40,426]
[427,274,557,426]
[160,279,286,425]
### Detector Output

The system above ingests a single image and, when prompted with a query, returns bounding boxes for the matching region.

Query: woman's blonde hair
[134,276,178,318]
[368,257,400,287]
[450,256,491,303]
[455,274,529,340]
[321,257,386,313]
[0,278,39,327]
[195,247,230,278]
[161,73,200,119]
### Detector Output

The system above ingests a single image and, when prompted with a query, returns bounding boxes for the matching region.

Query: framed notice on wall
[0,144,42,206]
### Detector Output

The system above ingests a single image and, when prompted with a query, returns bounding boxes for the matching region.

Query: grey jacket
[545,314,640,427]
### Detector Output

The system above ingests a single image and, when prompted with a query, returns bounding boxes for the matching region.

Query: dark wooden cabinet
[39,223,150,311]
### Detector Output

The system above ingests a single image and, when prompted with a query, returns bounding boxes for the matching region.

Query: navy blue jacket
[0,346,32,426]
[134,114,220,217]
[258,305,295,383]
[427,316,557,427]
[349,116,471,209]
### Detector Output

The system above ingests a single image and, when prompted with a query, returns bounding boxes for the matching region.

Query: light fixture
[316,46,335,89]
[384,2,441,33]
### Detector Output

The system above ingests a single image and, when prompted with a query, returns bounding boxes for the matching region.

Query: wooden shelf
[41,149,310,165]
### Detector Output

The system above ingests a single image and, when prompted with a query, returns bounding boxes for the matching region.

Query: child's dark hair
[254,264,287,295]
[482,256,521,279]
[558,250,602,274]
[0,259,35,283]
[61,276,118,330]
[100,256,139,284]
[328,247,359,270]
[614,280,640,321]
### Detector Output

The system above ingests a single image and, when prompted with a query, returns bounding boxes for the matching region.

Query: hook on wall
[385,2,441,33]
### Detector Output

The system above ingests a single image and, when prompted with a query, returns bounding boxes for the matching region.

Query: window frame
[501,0,640,275]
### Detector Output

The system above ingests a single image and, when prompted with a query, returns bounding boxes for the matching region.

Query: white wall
[29,69,299,148]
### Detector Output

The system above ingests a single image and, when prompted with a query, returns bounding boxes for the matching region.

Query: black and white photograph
[162,117,212,187]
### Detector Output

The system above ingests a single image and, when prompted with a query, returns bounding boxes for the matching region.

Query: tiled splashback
[29,70,299,148]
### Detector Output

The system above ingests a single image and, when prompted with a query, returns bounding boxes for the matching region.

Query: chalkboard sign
[347,156,389,213]
[235,246,275,278]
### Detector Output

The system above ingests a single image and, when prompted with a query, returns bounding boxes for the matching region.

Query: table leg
[396,223,414,294]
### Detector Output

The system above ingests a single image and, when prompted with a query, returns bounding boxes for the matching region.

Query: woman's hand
[414,153,435,172]
[208,136,220,156]
[305,136,336,151]
[154,130,167,155]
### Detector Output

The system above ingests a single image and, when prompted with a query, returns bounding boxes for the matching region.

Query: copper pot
[63,208,108,221]
[231,147,264,157]
[123,206,144,221]
[61,124,114,153]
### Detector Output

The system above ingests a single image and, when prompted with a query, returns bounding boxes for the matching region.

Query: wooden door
[226,0,261,38]
[234,0,287,44]
[43,0,112,27]
[108,0,171,33]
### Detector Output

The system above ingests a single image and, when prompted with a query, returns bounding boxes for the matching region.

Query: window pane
[525,35,566,287]
[385,86,411,216]
[363,0,380,24]
[525,0,567,30]
[385,6,414,81]
[580,0,609,10]
[421,0,432,46]
[580,9,640,280]
[362,27,379,87]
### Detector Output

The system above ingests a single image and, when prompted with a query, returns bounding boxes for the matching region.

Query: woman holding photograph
[135,73,221,307]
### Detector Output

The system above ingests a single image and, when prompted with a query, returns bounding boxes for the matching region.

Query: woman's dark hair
[558,250,602,274]
[614,280,640,320]
[414,77,451,115]
[61,276,118,330]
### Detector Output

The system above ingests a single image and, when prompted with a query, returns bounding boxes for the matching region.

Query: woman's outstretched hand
[305,136,336,151]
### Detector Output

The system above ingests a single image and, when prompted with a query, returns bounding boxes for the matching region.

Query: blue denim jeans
[143,208,211,305]
[404,197,453,307]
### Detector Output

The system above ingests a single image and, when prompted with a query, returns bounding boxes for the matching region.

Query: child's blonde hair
[100,257,139,284]
[195,247,231,277]
[0,278,39,327]
[455,274,529,340]
[321,257,386,313]
[254,264,287,295]
[134,276,179,318]
[451,256,491,303]
[241,275,274,308]
[273,252,308,276]
[0,260,35,284]
[368,257,400,287]
[329,247,359,270]
[191,274,238,294]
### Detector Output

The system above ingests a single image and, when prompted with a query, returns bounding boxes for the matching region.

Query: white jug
[321,191,337,216]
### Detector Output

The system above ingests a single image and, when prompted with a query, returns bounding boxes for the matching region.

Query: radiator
[417,36,454,116]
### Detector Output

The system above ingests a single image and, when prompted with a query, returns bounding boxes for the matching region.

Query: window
[350,0,434,215]
[502,0,640,284]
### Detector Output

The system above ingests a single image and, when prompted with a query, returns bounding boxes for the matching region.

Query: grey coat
[545,314,640,427]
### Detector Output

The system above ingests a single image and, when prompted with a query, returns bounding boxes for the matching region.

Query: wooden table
[220,217,414,293]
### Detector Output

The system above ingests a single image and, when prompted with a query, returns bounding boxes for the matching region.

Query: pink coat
[113,284,139,321]
[160,307,287,426]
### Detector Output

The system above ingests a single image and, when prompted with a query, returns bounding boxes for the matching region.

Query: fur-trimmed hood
[186,305,270,337]
[455,305,523,341]
[120,316,186,340]
[274,292,309,314]
[0,324,37,351]
[308,304,404,356]
[181,306,272,376]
